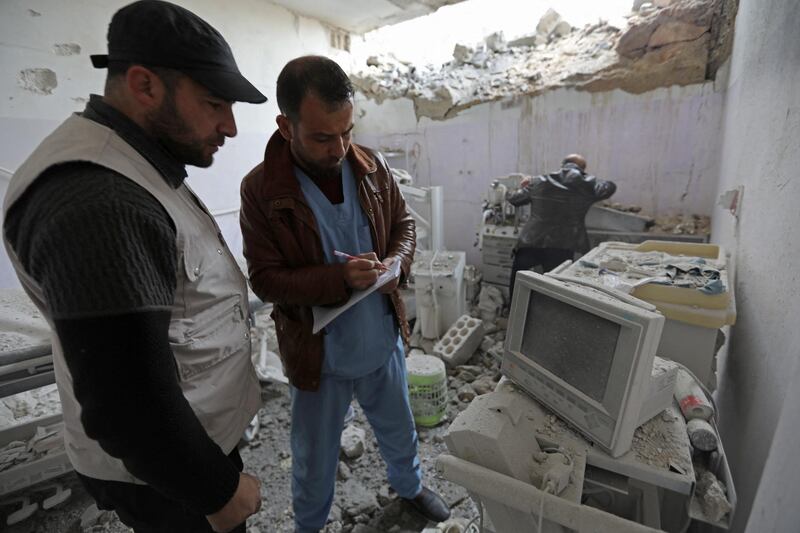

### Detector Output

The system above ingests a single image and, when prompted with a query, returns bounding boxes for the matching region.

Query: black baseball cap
[91,0,267,104]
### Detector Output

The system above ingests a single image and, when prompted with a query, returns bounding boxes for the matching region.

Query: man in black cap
[3,2,266,532]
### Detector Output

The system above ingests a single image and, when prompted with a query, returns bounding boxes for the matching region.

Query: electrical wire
[535,447,572,533]
[428,250,441,342]
[465,495,485,533]
[537,483,551,533]
[540,446,573,466]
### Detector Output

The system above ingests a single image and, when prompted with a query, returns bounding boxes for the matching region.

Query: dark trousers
[77,448,246,533]
[509,247,574,298]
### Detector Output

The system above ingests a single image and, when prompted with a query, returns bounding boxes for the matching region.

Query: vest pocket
[171,296,249,381]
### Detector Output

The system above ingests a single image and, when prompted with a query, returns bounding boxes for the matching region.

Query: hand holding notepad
[333,249,388,271]
[338,250,390,290]
[312,258,401,334]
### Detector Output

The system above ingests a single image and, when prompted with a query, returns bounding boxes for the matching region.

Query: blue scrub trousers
[290,342,422,532]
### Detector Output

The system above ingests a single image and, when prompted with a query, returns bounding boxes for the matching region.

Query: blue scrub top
[295,160,400,378]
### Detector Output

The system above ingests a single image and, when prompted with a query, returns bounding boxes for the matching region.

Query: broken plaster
[53,43,81,56]
[352,0,737,121]
[17,68,58,95]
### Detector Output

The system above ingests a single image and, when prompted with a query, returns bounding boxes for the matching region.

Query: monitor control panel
[502,350,616,449]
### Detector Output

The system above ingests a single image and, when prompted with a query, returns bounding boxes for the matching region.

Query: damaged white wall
[0,0,351,288]
[355,82,725,263]
[709,0,800,531]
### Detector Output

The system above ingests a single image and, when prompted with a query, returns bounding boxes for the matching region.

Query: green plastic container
[407,354,447,427]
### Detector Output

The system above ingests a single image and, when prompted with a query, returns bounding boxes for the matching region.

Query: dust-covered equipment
[411,251,466,340]
[0,289,72,526]
[554,240,736,390]
[439,374,736,532]
[504,271,671,458]
[394,168,444,253]
[438,263,736,531]
[477,174,529,291]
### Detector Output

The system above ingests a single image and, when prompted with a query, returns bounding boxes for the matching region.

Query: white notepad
[312,259,402,334]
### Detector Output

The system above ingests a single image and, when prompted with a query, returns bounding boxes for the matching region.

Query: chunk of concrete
[697,469,732,522]
[338,461,352,481]
[413,84,465,120]
[340,479,379,517]
[340,425,366,459]
[433,315,483,367]
[484,31,507,52]
[508,33,547,48]
[457,385,476,403]
[472,376,497,396]
[617,20,660,58]
[536,8,563,37]
[478,285,504,322]
[480,336,495,353]
[552,20,573,39]
[452,43,473,64]
[80,503,114,529]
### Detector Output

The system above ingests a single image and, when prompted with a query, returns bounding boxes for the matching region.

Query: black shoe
[402,486,451,523]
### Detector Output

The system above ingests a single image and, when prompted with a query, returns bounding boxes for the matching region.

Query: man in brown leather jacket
[240,56,450,533]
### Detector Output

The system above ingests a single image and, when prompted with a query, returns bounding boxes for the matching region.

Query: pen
[333,250,388,271]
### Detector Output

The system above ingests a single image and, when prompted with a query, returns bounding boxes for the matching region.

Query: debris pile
[594,201,711,236]
[0,423,64,473]
[631,408,692,471]
[352,0,736,120]
[695,466,733,523]
[602,201,644,214]
[0,385,61,427]
[652,213,711,236]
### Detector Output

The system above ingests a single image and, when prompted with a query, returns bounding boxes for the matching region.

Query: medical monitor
[502,271,665,457]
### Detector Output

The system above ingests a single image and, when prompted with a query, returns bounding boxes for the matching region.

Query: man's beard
[294,149,343,180]
[147,92,222,168]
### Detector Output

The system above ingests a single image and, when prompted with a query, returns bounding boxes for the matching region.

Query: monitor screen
[520,290,621,403]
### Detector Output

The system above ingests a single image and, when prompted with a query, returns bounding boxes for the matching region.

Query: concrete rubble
[352,0,737,120]
[652,212,711,235]
[0,385,61,427]
[696,467,733,522]
[476,285,504,323]
[0,274,709,531]
[341,425,367,459]
[591,201,711,236]
[432,315,483,367]
[79,503,114,531]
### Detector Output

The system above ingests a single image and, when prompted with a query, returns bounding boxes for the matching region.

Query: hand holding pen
[334,250,388,271]
[335,250,387,290]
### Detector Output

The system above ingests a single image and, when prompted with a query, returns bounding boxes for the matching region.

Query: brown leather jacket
[240,131,415,391]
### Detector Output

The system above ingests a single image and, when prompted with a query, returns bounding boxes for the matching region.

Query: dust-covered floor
[2,383,479,533]
[2,344,508,533]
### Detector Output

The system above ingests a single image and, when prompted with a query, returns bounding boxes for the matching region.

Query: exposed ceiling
[270,0,465,35]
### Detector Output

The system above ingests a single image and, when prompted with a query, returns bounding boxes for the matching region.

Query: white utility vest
[2,114,261,484]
